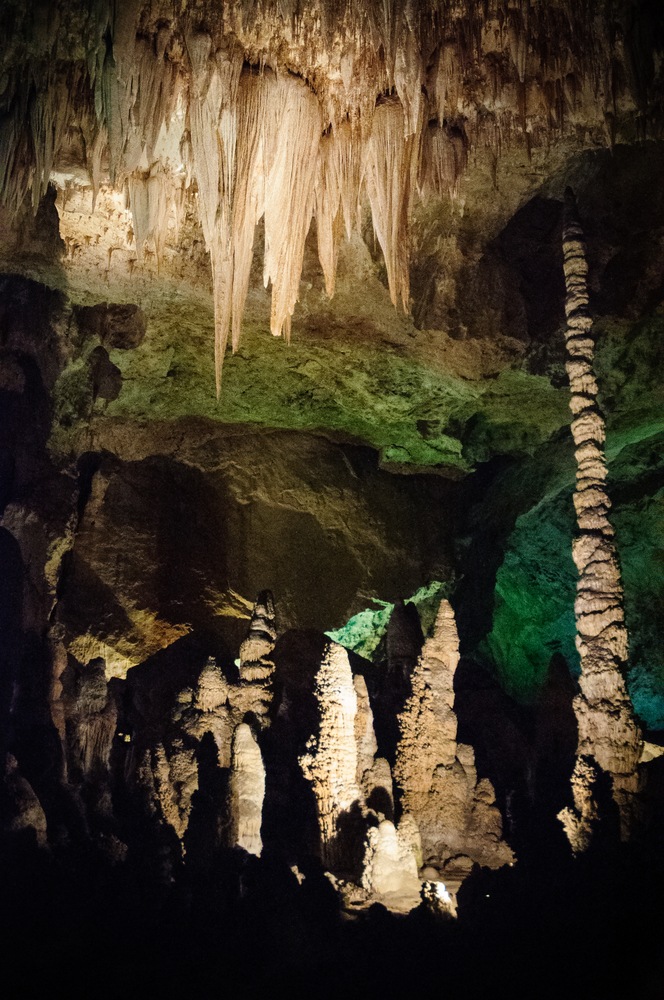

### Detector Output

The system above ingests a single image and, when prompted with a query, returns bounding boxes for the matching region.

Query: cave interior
[1,2,663,997]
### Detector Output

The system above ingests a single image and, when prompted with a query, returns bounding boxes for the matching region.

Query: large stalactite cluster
[1,1,661,389]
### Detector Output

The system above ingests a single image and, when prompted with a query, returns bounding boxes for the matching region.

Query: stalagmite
[394,600,513,870]
[557,189,643,846]
[180,657,234,768]
[228,722,266,856]
[361,819,421,912]
[299,641,361,869]
[353,674,378,782]
[239,590,277,683]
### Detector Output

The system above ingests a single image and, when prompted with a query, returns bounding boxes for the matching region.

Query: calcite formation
[238,590,277,684]
[2,753,48,848]
[557,190,644,847]
[1,1,660,389]
[299,641,362,870]
[361,818,421,912]
[228,722,265,856]
[394,599,514,870]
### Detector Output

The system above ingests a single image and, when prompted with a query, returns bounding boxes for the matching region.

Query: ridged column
[558,188,642,849]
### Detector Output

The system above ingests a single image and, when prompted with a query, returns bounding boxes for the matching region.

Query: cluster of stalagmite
[299,638,427,908]
[394,600,514,871]
[297,599,514,908]
[557,189,643,849]
[0,1,654,388]
[130,593,274,848]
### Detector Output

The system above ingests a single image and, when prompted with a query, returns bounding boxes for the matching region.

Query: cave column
[558,188,643,848]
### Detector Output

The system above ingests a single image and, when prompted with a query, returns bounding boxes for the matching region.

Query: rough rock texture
[299,641,362,871]
[61,654,118,827]
[353,673,378,784]
[394,599,514,870]
[228,722,265,857]
[558,192,644,845]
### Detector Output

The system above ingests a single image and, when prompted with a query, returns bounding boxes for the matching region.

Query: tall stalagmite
[557,189,643,849]
[299,641,361,869]
[228,722,266,856]
[394,600,513,870]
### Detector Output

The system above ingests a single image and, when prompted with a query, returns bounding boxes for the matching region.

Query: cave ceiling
[0,1,663,719]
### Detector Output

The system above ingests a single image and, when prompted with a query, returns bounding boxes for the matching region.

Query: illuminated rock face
[557,192,644,847]
[395,600,514,870]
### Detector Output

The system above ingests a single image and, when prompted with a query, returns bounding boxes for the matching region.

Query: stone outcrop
[228,723,265,857]
[394,600,514,872]
[558,190,644,846]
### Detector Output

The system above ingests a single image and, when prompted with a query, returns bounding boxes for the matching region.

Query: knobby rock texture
[557,191,644,850]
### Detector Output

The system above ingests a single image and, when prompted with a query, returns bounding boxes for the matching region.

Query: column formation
[558,188,642,849]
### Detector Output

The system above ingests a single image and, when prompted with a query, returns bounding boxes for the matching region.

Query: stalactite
[0,0,656,389]
[231,70,271,352]
[557,188,643,847]
[187,32,242,394]
[363,94,419,313]
[262,72,322,342]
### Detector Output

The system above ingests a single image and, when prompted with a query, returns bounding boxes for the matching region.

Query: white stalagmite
[229,723,266,856]
[557,189,643,847]
[299,641,361,867]
[361,819,421,911]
